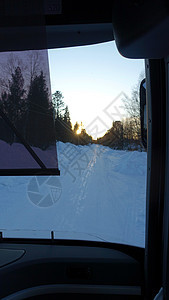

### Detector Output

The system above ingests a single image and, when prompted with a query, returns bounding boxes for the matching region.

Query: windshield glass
[0,41,147,247]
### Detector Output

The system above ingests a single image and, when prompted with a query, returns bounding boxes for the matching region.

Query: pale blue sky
[48,41,145,138]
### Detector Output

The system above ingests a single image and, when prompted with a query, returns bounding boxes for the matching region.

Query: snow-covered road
[0,142,147,247]
[58,143,147,247]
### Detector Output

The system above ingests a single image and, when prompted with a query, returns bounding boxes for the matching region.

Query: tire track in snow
[72,145,98,216]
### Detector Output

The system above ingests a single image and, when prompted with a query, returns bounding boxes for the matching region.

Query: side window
[0,50,59,174]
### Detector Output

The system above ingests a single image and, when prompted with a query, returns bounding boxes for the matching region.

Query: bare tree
[0,50,49,95]
[0,53,27,94]
[26,51,43,83]
[122,73,145,143]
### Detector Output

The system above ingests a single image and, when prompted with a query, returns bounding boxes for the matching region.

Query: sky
[48,41,145,139]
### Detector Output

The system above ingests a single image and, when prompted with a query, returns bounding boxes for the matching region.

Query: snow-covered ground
[0,142,147,248]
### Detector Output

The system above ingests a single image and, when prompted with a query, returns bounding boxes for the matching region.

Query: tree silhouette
[0,66,26,143]
[52,91,64,119]
[79,128,93,145]
[62,105,73,142]
[122,76,144,145]
[52,91,74,142]
[97,121,123,149]
[7,66,26,124]
[26,71,55,149]
[72,122,93,145]
[73,122,80,134]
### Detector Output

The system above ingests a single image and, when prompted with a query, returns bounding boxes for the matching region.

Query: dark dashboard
[0,240,143,299]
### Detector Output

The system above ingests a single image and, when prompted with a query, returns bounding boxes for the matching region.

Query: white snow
[0,142,147,248]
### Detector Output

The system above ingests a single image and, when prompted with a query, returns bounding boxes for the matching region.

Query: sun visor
[0,49,60,176]
[0,0,62,52]
[0,0,114,52]
[112,0,169,59]
[0,1,60,175]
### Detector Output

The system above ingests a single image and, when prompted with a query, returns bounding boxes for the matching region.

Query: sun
[76,127,82,135]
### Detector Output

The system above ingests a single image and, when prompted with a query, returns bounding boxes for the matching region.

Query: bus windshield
[0,41,147,247]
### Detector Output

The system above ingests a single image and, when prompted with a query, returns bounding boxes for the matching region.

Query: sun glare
[76,128,81,135]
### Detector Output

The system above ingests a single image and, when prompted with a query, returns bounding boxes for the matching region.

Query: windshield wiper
[0,108,60,176]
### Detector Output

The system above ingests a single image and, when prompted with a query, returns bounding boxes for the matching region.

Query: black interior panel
[0,242,144,298]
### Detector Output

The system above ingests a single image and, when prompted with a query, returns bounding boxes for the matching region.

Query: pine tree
[7,66,26,125]
[52,91,64,119]
[62,105,73,142]
[0,66,26,143]
[52,91,74,143]
[52,91,64,141]
[73,122,79,133]
[63,106,71,125]
[26,71,55,149]
[79,128,93,145]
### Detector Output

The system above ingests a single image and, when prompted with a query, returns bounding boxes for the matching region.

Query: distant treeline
[97,119,142,151]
